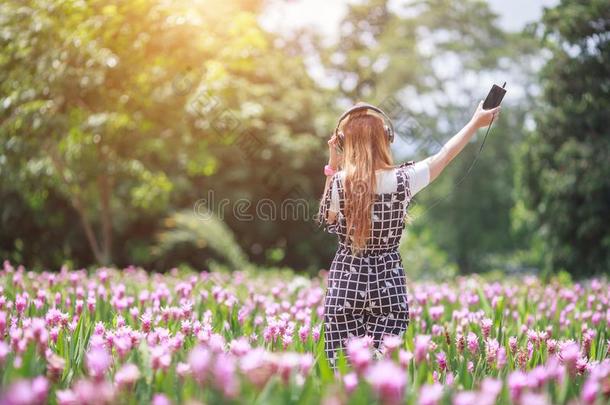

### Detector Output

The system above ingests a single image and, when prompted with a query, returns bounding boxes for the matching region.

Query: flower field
[0,261,608,405]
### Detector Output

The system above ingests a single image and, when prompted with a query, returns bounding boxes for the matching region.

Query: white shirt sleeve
[404,160,430,196]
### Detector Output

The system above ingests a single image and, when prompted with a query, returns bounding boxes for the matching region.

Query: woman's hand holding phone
[470,100,501,129]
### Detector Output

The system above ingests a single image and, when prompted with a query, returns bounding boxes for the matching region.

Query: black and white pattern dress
[316,161,417,370]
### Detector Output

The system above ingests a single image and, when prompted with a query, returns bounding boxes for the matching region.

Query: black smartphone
[483,82,507,110]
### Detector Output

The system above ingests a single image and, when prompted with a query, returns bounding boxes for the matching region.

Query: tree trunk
[98,174,113,265]
[49,152,107,264]
[73,197,105,264]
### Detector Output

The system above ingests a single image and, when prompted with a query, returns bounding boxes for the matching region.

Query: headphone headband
[334,103,395,148]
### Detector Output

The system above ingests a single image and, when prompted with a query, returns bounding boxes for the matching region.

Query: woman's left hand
[327,134,341,169]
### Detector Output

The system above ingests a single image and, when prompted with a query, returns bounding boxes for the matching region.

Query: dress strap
[396,161,414,201]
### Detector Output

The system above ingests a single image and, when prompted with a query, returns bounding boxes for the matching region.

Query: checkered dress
[316,161,415,370]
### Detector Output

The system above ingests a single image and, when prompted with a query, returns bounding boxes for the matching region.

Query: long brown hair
[340,108,394,252]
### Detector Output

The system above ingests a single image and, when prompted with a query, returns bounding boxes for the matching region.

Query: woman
[317,100,500,370]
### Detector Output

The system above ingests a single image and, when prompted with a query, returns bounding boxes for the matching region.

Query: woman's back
[318,161,430,255]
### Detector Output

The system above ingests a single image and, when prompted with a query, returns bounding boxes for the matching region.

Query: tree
[0,0,210,264]
[0,0,331,269]
[517,0,610,276]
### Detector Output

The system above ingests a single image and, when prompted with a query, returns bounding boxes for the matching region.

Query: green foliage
[154,209,250,271]
[399,206,458,281]
[516,0,610,276]
[0,0,332,270]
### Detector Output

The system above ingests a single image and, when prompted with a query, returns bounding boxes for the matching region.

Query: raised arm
[423,101,501,183]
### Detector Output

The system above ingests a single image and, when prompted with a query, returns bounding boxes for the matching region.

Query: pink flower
[481,377,502,401]
[56,389,78,405]
[485,338,499,365]
[547,339,558,354]
[212,353,239,398]
[94,322,105,336]
[544,356,565,383]
[299,325,310,342]
[229,337,251,357]
[87,297,96,313]
[0,311,7,336]
[300,353,314,375]
[114,335,132,359]
[528,365,548,389]
[382,334,402,355]
[180,319,193,336]
[509,336,518,354]
[282,333,293,348]
[343,372,358,394]
[453,391,477,405]
[239,348,274,388]
[581,376,599,404]
[115,363,140,389]
[2,377,49,405]
[398,350,413,368]
[419,383,443,405]
[276,353,300,383]
[559,341,580,373]
[365,360,407,405]
[519,392,550,405]
[189,345,211,382]
[86,347,112,380]
[32,376,50,403]
[436,351,447,371]
[151,345,172,371]
[176,362,191,378]
[508,371,528,402]
[576,356,588,375]
[346,337,372,372]
[152,394,172,405]
[480,318,492,339]
[497,347,507,369]
[47,353,66,382]
[414,335,431,363]
[467,332,478,355]
[15,295,27,314]
[455,332,465,353]
[141,313,152,333]
[429,305,444,321]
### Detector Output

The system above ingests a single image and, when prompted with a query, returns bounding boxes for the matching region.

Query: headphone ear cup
[385,125,394,143]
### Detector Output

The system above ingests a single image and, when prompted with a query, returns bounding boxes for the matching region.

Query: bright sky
[260,0,559,97]
[261,0,559,39]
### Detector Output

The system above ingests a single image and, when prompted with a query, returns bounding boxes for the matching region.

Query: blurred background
[1,0,608,279]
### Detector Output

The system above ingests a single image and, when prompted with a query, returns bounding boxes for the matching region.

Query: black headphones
[334,103,395,151]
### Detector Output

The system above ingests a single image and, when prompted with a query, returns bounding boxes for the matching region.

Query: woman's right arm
[423,101,500,183]
[318,134,341,225]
